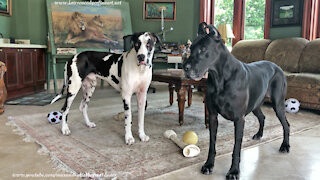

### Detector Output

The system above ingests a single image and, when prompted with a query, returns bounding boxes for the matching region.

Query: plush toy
[285,98,300,113]
[47,111,62,124]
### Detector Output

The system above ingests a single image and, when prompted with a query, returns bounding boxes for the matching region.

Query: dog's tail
[51,62,69,104]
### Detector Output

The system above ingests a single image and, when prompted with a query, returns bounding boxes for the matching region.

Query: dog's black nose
[137,54,145,62]
[184,63,191,72]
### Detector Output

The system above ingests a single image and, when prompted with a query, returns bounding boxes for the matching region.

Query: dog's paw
[125,136,135,145]
[86,122,96,128]
[139,134,150,142]
[226,169,240,180]
[252,133,263,140]
[201,163,213,175]
[61,125,71,135]
[279,142,290,153]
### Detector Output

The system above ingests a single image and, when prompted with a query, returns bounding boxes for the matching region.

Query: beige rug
[7,101,320,179]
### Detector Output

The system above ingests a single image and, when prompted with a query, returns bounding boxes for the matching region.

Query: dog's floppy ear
[123,34,134,52]
[123,32,145,51]
[198,22,208,36]
[124,32,142,43]
[207,24,221,41]
[123,34,133,42]
[151,33,162,45]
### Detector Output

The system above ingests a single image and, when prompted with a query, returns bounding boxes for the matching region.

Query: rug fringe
[6,116,78,176]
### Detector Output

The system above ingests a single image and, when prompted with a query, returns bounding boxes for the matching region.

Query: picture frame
[143,0,176,21]
[46,0,132,51]
[271,0,302,27]
[0,0,12,16]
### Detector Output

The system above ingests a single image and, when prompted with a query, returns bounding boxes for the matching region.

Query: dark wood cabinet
[0,47,46,100]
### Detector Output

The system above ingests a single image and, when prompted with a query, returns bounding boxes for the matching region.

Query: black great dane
[183,23,290,179]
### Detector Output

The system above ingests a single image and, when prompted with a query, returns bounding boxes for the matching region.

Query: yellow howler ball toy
[182,131,198,145]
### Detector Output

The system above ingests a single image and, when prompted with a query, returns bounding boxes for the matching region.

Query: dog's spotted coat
[51,32,159,145]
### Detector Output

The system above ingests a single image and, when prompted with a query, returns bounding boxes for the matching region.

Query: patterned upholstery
[231,39,271,63]
[299,39,320,74]
[232,38,320,110]
[264,38,309,72]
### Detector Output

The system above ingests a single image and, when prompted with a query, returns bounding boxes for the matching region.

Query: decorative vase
[0,61,7,114]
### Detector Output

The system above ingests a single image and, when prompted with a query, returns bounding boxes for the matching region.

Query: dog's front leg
[201,109,218,174]
[226,117,245,180]
[122,93,135,145]
[136,91,150,142]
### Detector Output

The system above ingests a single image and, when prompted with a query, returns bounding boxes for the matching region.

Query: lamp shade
[226,24,235,38]
[217,23,235,43]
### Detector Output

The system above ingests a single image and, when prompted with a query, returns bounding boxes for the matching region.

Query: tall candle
[161,9,164,31]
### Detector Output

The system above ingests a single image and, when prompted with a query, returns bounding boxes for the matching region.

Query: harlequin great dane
[51,32,159,145]
[183,23,290,179]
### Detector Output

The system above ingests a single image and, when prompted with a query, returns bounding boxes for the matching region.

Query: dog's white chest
[121,65,152,93]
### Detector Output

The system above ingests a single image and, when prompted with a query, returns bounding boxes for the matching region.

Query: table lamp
[217,23,235,44]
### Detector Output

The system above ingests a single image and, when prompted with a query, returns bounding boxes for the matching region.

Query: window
[214,0,234,47]
[200,0,271,46]
[244,0,266,40]
[214,0,234,28]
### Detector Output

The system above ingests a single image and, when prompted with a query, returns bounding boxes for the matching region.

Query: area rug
[6,92,66,106]
[7,102,320,179]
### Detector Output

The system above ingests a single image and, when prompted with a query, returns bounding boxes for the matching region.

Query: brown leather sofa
[231,38,320,110]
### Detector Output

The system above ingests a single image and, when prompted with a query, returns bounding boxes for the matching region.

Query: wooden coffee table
[152,69,209,127]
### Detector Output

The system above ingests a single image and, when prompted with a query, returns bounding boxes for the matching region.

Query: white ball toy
[47,111,62,124]
[285,98,300,113]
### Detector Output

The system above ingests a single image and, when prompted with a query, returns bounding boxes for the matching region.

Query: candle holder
[157,6,173,41]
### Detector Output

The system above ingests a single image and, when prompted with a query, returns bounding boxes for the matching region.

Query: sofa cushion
[299,39,320,73]
[286,73,320,104]
[286,73,320,88]
[231,39,271,63]
[264,38,309,72]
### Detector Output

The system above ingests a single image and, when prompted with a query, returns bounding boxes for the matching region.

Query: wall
[0,16,11,38]
[0,0,48,45]
[25,0,48,45]
[127,0,200,44]
[269,26,302,40]
[268,0,304,40]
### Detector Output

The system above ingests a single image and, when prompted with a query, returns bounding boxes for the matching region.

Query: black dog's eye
[135,43,139,47]
[201,46,207,52]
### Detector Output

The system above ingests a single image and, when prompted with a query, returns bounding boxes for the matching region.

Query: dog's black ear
[150,33,163,51]
[123,32,139,41]
[123,34,132,40]
[151,33,162,45]
[198,22,208,36]
[123,34,134,52]
[207,25,221,40]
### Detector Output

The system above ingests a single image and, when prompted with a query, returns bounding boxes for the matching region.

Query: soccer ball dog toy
[47,111,62,124]
[285,98,300,113]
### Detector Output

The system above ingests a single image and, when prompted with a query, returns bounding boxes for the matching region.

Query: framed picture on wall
[143,0,176,21]
[47,0,132,50]
[0,0,12,16]
[271,0,302,27]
